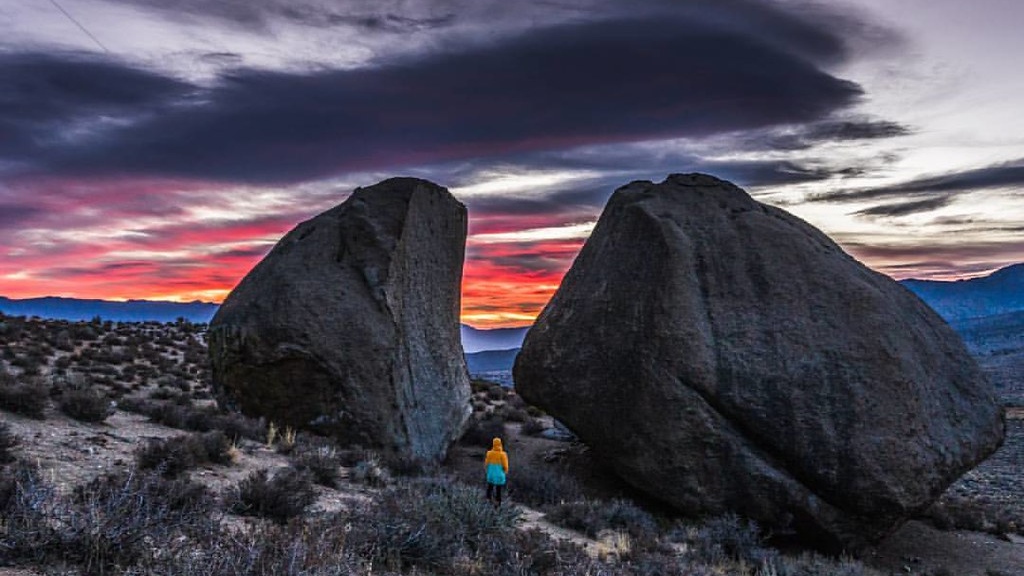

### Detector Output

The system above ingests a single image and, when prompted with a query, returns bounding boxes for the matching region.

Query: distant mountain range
[460,325,528,354]
[900,263,1024,322]
[464,348,520,373]
[4,262,1019,353]
[0,295,529,353]
[0,296,219,323]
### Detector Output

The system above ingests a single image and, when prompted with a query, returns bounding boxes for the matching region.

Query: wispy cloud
[853,195,952,217]
[812,159,1024,203]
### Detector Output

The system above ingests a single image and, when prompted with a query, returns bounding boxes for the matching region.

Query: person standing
[484,437,509,506]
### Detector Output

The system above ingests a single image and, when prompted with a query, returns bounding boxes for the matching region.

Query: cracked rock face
[209,177,471,464]
[513,174,1004,550]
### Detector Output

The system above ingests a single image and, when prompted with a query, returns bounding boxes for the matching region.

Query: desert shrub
[230,467,316,523]
[136,431,234,477]
[59,388,113,423]
[385,452,434,477]
[0,421,18,463]
[689,513,775,566]
[459,414,506,446]
[507,461,582,507]
[59,470,216,573]
[507,393,527,409]
[268,423,298,454]
[351,478,520,572]
[132,516,360,576]
[765,551,874,576]
[0,466,16,513]
[470,379,494,394]
[120,397,264,442]
[70,323,98,341]
[0,375,48,419]
[10,352,45,375]
[546,498,658,545]
[503,406,530,423]
[521,416,546,436]
[350,455,391,487]
[291,441,343,487]
[0,460,59,561]
[925,495,1024,537]
[486,386,508,401]
[149,386,185,401]
[500,528,601,575]
[214,411,265,442]
[335,447,372,467]
[107,380,132,398]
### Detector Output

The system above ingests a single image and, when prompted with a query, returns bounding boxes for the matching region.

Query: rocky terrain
[952,311,1024,407]
[2,312,1022,575]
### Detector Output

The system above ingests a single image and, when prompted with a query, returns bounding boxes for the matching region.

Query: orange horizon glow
[1,176,1018,329]
[0,246,1011,330]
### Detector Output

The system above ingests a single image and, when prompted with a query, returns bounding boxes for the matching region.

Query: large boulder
[209,177,471,464]
[514,173,1004,550]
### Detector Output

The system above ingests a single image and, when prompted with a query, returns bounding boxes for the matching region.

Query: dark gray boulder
[514,173,1004,550]
[209,177,471,464]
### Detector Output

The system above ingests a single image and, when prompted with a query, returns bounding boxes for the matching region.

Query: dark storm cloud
[6,5,868,184]
[812,160,1024,202]
[843,239,1024,264]
[769,119,911,150]
[0,52,194,161]
[108,0,877,63]
[109,0,457,31]
[0,52,192,121]
[853,195,952,218]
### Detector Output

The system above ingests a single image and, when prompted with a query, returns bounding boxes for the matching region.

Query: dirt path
[517,504,596,551]
[867,520,1024,575]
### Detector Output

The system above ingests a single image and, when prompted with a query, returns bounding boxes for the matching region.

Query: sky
[1,0,1022,328]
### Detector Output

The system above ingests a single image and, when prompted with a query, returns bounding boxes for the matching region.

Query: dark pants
[486,482,503,505]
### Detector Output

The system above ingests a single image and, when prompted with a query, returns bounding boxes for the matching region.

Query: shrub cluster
[459,414,506,446]
[349,478,521,572]
[290,440,344,487]
[136,431,234,477]
[349,455,391,487]
[119,397,264,442]
[688,513,775,565]
[229,467,316,524]
[0,420,18,463]
[507,460,583,507]
[59,388,114,423]
[545,498,658,546]
[925,493,1024,536]
[520,416,547,436]
[0,374,48,419]
[1,466,215,573]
